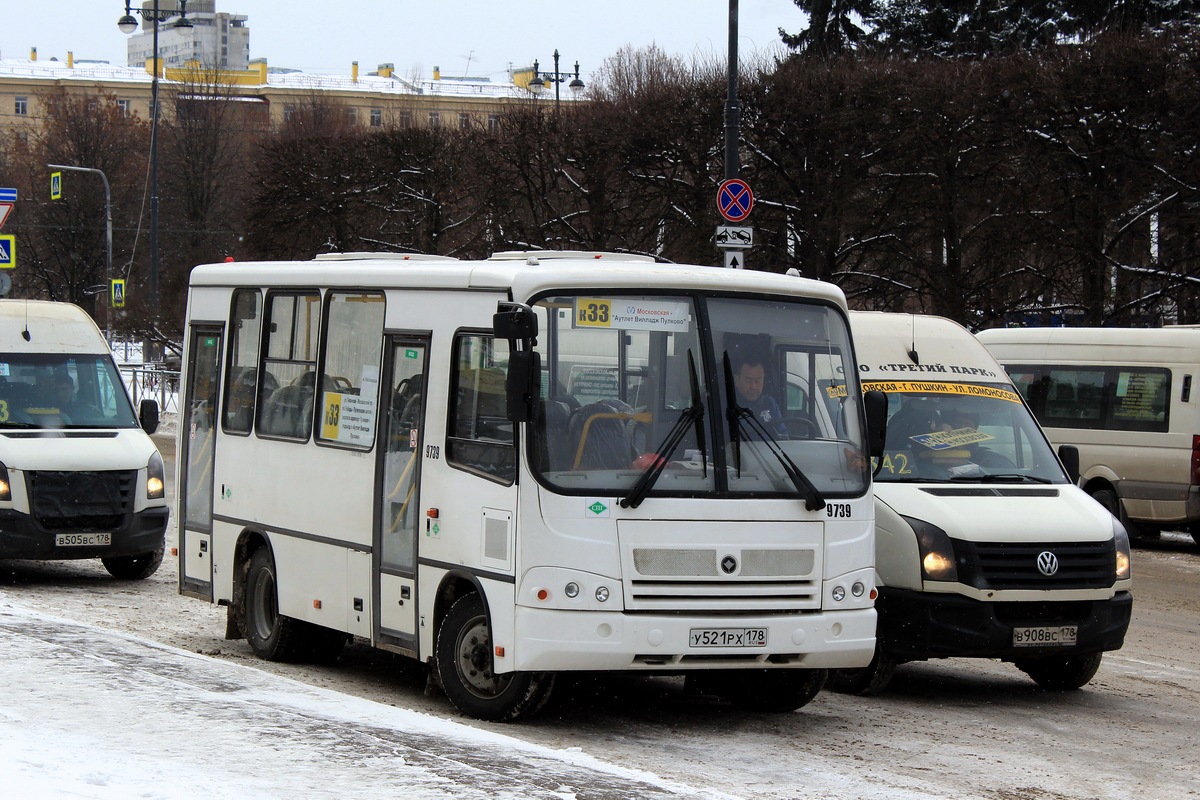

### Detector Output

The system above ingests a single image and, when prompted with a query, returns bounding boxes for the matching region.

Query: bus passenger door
[376,337,427,648]
[178,326,222,600]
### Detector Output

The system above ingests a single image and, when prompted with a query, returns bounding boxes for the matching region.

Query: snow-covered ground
[0,602,735,800]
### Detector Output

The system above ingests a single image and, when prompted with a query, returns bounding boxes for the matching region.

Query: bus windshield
[865,380,1066,483]
[0,353,140,430]
[529,293,871,500]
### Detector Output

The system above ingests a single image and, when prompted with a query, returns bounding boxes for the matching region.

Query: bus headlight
[906,516,958,582]
[1113,518,1132,581]
[147,451,165,500]
[0,462,10,502]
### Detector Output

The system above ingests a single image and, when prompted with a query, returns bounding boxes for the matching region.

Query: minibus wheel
[716,668,828,712]
[435,593,555,721]
[101,546,164,580]
[828,642,897,696]
[1014,652,1103,690]
[245,547,305,662]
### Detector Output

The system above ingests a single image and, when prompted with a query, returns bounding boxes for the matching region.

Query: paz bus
[176,251,885,721]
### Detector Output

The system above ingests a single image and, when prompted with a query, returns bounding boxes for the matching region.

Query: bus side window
[447,334,515,484]
[222,289,262,434]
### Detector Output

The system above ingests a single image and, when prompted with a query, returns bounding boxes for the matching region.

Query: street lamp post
[47,164,113,344]
[117,0,191,317]
[528,50,584,110]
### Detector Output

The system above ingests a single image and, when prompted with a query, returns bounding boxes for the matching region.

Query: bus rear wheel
[245,547,306,662]
[717,668,828,712]
[435,593,554,722]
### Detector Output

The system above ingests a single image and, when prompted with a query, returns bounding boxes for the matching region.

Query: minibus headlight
[906,516,958,582]
[0,462,10,502]
[147,451,165,500]
[1113,518,1132,581]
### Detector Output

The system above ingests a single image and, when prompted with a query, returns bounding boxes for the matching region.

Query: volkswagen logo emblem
[721,555,738,574]
[1036,551,1060,577]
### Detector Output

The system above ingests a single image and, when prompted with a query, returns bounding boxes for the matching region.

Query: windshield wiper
[722,352,826,512]
[956,473,1054,484]
[621,351,706,509]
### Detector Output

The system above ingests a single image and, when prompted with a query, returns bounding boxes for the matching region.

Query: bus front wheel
[101,545,164,580]
[435,594,554,722]
[245,547,306,662]
[717,668,828,712]
[1015,652,1103,690]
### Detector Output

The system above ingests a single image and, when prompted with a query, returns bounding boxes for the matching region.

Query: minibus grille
[626,547,821,610]
[954,540,1116,590]
[28,470,136,531]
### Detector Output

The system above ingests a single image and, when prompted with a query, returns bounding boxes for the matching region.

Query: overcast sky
[3,0,800,82]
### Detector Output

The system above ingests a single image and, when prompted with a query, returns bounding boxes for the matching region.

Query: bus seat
[568,398,642,470]
[260,384,310,437]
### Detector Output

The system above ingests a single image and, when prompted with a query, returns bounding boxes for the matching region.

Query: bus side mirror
[1058,444,1080,484]
[864,389,888,459]
[505,350,540,423]
[493,304,538,341]
[139,398,160,434]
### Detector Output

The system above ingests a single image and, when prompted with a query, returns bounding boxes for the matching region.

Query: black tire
[829,642,898,696]
[435,594,555,722]
[718,668,828,713]
[101,545,164,580]
[1015,652,1103,690]
[1089,487,1157,539]
[244,547,307,662]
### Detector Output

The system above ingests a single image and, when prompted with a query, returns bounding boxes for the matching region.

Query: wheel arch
[431,570,490,660]
[225,527,272,641]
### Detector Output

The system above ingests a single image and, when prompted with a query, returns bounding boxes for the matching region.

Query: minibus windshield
[865,380,1066,483]
[529,293,871,500]
[0,354,140,430]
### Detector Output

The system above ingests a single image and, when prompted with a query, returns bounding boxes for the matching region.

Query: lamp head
[117,14,138,34]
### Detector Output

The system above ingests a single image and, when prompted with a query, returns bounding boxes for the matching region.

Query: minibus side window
[257,291,321,440]
[316,291,385,449]
[447,334,515,484]
[222,289,262,434]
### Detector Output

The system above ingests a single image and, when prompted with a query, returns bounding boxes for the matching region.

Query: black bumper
[878,586,1132,661]
[0,507,169,560]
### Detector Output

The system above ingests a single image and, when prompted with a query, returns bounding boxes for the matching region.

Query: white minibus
[830,312,1131,694]
[176,251,886,720]
[0,300,168,578]
[978,326,1200,544]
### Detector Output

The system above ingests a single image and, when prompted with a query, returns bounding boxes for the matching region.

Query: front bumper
[878,586,1132,661]
[511,606,877,672]
[0,507,169,560]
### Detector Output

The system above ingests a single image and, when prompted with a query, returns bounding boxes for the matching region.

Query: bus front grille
[627,546,820,610]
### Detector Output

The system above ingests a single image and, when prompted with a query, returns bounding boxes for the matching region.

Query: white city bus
[176,251,885,721]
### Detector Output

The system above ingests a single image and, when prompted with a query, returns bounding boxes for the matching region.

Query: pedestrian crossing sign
[111,279,126,308]
[0,234,15,268]
[51,172,62,201]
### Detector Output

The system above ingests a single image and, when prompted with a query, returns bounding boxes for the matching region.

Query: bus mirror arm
[493,302,539,343]
[864,390,888,460]
[1058,444,1081,484]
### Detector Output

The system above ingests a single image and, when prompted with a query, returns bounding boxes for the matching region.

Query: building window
[14,97,28,116]
[345,107,358,126]
[487,114,500,132]
[370,108,382,128]
[117,99,131,117]
[283,104,296,123]
[399,111,412,128]
[14,131,28,147]
[428,111,440,128]
[459,112,471,130]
